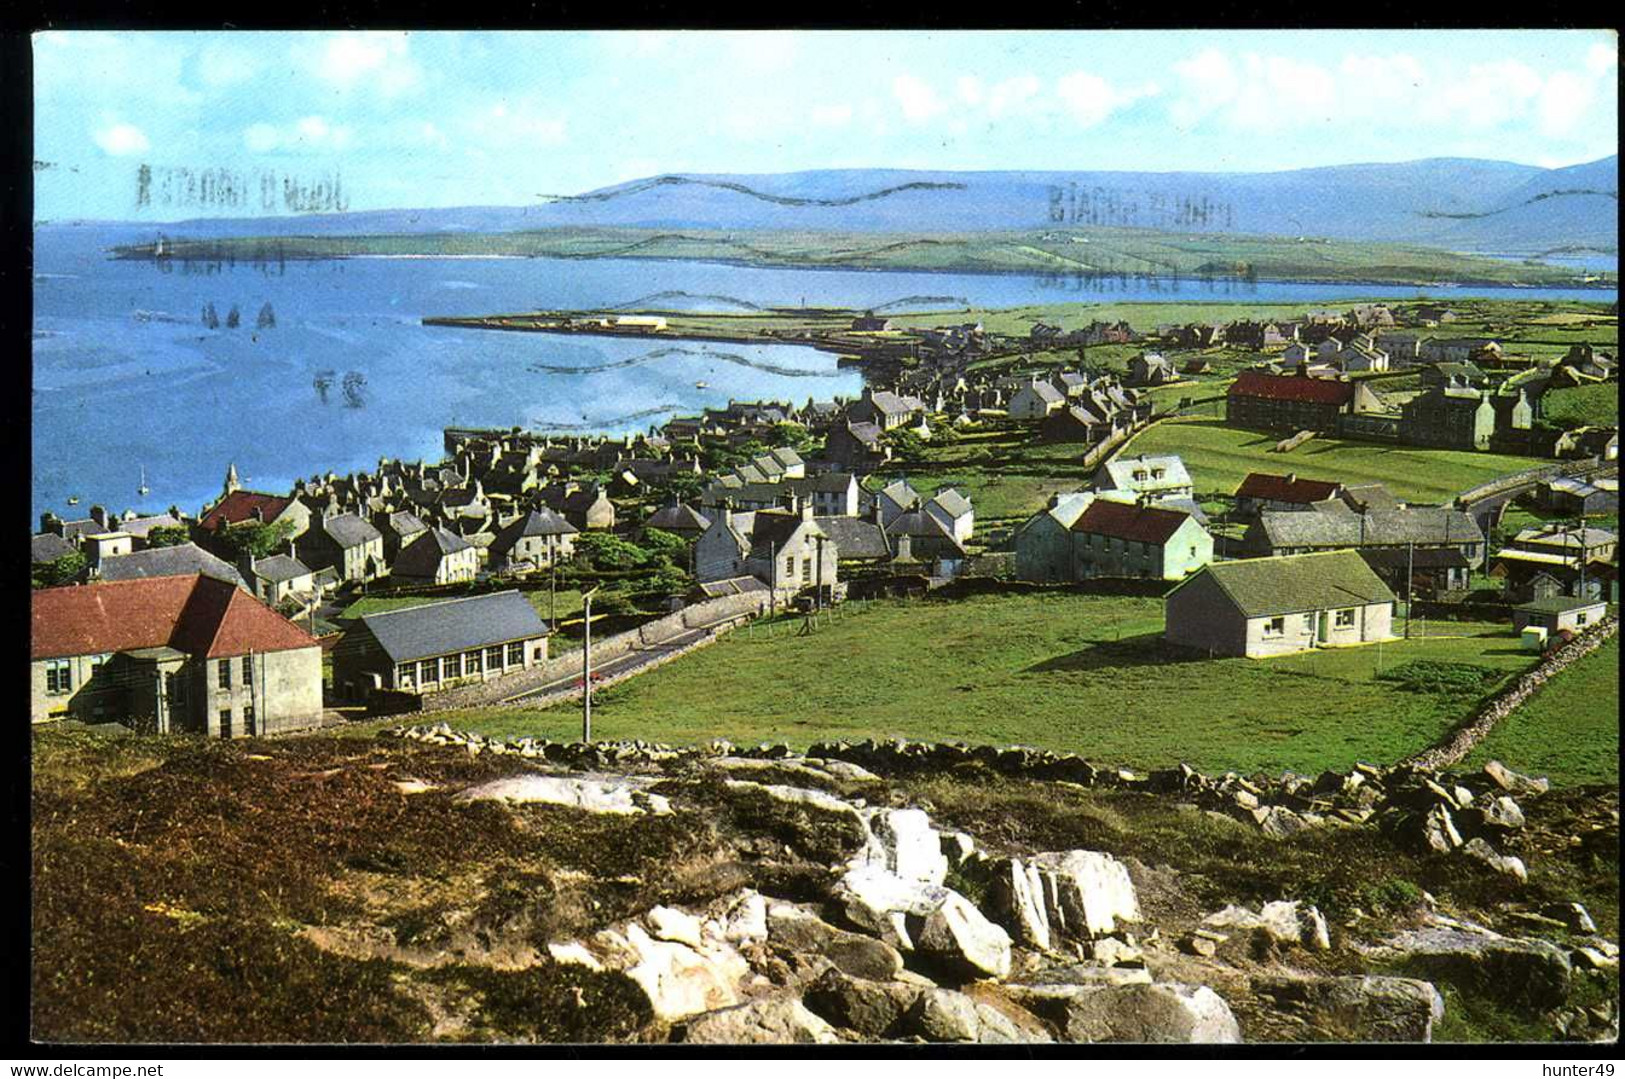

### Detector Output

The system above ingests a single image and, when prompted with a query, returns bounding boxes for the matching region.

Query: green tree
[33,550,88,588]
[144,524,191,548]
[639,527,688,562]
[574,532,650,571]
[660,472,705,504]
[220,518,296,560]
[883,427,929,464]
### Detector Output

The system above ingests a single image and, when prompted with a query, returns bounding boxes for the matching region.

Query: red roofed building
[198,489,312,539]
[31,574,322,735]
[1233,472,1346,517]
[1068,497,1214,581]
[1226,369,1374,432]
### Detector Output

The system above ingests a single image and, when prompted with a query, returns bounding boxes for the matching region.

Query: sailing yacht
[137,466,150,498]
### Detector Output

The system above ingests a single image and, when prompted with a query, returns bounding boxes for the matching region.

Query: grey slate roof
[393,527,473,578]
[321,513,382,548]
[1259,501,1483,549]
[927,488,973,519]
[646,502,711,532]
[31,533,78,563]
[814,515,890,560]
[359,590,550,663]
[385,511,428,536]
[252,554,312,583]
[98,543,247,590]
[1173,549,1396,618]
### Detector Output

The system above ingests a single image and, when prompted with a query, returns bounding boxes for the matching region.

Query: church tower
[224,462,240,495]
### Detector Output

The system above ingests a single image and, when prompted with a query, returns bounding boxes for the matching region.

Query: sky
[32,29,1621,222]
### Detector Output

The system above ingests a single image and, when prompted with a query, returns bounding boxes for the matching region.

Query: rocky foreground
[31,724,1621,1044]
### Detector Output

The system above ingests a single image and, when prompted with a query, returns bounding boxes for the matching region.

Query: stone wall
[1404,614,1619,772]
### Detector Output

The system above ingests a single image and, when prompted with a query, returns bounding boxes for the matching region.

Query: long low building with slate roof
[1164,549,1397,658]
[331,590,552,702]
[1244,495,1485,568]
[96,542,248,590]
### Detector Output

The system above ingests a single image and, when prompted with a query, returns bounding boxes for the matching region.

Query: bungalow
[1094,453,1194,503]
[392,527,480,586]
[1164,549,1397,658]
[297,512,386,584]
[332,590,552,702]
[1008,379,1067,420]
[1508,525,1617,563]
[1069,498,1213,581]
[487,507,579,571]
[31,573,322,733]
[1512,596,1607,637]
[1538,475,1619,517]
[1232,472,1345,517]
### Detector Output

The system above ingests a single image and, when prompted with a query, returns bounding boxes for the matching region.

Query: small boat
[66,496,79,506]
[694,381,708,389]
[137,465,150,498]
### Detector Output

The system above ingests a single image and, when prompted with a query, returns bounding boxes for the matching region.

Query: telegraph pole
[581,585,600,743]
[1405,541,1414,639]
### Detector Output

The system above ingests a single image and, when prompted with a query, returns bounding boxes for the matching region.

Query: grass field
[1122,418,1550,508]
[427,591,1539,776]
[1540,384,1620,429]
[1464,636,1619,787]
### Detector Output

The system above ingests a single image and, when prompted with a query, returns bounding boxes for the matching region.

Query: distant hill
[46,156,1617,256]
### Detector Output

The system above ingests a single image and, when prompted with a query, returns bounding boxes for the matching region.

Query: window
[1577,611,1589,626]
[1190,546,1198,558]
[464,650,482,677]
[801,557,812,583]
[1335,609,1356,628]
[507,642,524,667]
[242,656,254,686]
[45,658,73,695]
[396,663,415,689]
[485,646,503,671]
[219,708,233,737]
[243,703,256,735]
[218,661,231,690]
[89,653,111,679]
[784,556,795,578]
[440,656,456,682]
[533,645,545,662]
[419,659,437,685]
[1264,616,1286,636]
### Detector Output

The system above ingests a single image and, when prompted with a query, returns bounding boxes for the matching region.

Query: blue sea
[30,223,1617,526]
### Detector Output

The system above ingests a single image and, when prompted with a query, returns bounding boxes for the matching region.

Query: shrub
[1376,660,1503,696]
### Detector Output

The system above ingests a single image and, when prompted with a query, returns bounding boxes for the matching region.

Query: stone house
[96,542,247,590]
[1164,550,1397,659]
[1419,338,1501,365]
[297,512,386,584]
[375,510,429,563]
[542,483,616,531]
[1399,387,1496,451]
[924,488,975,545]
[199,488,313,544]
[874,479,923,529]
[694,504,839,600]
[1007,379,1067,420]
[392,527,480,586]
[240,553,316,607]
[1069,498,1213,581]
[487,508,579,571]
[847,387,925,431]
[823,420,893,473]
[31,573,322,733]
[332,590,552,702]
[1127,353,1177,386]
[1013,492,1096,582]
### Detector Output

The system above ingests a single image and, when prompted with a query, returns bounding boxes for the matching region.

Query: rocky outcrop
[1353,915,1573,1010]
[453,773,672,815]
[1250,975,1445,1042]
[1204,901,1330,951]
[675,997,839,1044]
[1010,982,1243,1043]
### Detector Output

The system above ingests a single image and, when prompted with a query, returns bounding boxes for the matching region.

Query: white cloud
[468,99,567,146]
[92,120,149,156]
[1538,71,1596,137]
[1586,41,1618,75]
[957,77,985,106]
[893,74,946,122]
[306,31,421,95]
[196,40,262,87]
[1169,48,1239,127]
[241,115,355,153]
[810,103,854,128]
[727,31,797,72]
[1056,71,1156,128]
[988,75,1041,118]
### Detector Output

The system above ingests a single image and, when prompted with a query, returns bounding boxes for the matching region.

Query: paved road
[500,615,743,705]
